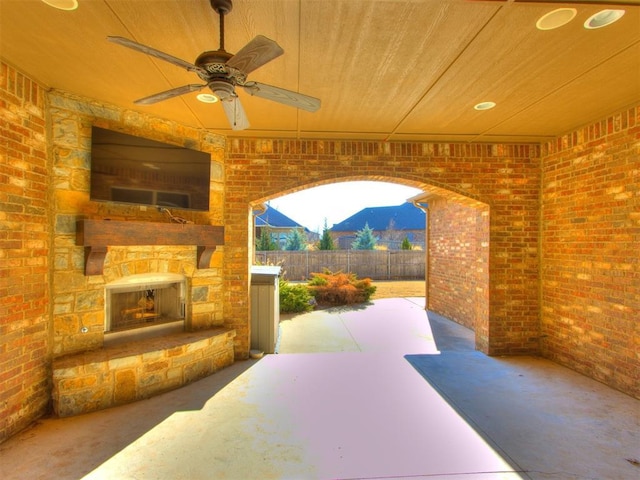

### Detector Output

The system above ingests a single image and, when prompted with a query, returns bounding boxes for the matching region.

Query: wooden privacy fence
[255,250,425,281]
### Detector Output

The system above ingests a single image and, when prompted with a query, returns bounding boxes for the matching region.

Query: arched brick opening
[224,139,540,359]
[252,178,491,351]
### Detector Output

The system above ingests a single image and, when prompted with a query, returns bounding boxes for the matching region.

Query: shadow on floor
[0,359,260,480]
[406,311,640,480]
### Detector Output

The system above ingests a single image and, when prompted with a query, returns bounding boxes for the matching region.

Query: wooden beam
[77,220,224,275]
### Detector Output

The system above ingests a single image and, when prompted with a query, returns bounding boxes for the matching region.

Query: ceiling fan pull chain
[233,97,237,127]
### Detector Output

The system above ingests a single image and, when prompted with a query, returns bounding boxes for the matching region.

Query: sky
[267,181,423,233]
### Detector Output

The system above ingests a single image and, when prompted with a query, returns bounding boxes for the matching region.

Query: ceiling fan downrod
[210,0,232,51]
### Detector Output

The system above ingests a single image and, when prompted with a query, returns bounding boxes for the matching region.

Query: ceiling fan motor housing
[195,49,233,78]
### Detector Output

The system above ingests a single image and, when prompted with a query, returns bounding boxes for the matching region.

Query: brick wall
[0,62,50,442]
[541,106,640,399]
[226,140,541,357]
[428,198,489,333]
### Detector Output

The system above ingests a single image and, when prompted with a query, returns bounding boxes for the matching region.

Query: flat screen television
[90,126,211,211]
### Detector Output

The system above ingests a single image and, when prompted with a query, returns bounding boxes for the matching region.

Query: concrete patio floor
[1,297,638,479]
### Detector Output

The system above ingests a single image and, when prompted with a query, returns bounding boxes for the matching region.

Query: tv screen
[90,127,211,211]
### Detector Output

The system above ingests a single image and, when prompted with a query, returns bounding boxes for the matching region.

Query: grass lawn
[370,280,425,299]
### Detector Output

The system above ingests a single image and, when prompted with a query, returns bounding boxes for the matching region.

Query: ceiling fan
[107,0,320,130]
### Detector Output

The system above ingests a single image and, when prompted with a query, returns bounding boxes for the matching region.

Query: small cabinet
[250,265,281,354]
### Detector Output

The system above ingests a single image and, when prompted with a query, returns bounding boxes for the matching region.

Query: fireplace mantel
[76,219,224,275]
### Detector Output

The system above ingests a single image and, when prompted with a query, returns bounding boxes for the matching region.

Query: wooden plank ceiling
[1,0,638,142]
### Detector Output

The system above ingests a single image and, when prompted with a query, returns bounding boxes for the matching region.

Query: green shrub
[279,278,314,313]
[307,269,376,306]
[308,275,328,286]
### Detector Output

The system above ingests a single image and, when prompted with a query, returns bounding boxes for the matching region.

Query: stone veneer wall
[52,328,236,417]
[0,62,51,443]
[226,140,541,356]
[48,91,227,358]
[541,105,640,399]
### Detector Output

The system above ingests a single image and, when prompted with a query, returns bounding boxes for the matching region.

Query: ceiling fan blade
[226,35,284,75]
[107,36,207,76]
[134,84,207,105]
[242,82,320,112]
[470,0,640,3]
[221,96,250,130]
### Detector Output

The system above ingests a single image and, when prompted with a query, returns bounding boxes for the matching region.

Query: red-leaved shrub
[307,270,376,306]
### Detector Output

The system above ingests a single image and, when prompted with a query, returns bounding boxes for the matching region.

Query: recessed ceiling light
[41,0,78,10]
[197,93,219,103]
[536,8,577,31]
[474,101,496,111]
[584,9,625,29]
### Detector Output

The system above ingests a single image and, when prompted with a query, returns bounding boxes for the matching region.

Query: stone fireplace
[45,95,233,417]
[51,222,233,417]
[105,273,186,333]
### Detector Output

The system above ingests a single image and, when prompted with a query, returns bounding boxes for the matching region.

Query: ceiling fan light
[41,0,78,10]
[197,93,219,103]
[536,8,577,31]
[584,9,625,30]
[208,80,235,102]
[474,101,496,111]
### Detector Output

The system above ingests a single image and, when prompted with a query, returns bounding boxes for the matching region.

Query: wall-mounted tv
[90,127,211,211]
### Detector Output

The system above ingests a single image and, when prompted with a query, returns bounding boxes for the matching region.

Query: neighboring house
[255,205,319,249]
[331,202,426,249]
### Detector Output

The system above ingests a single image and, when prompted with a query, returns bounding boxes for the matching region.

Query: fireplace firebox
[105,273,186,333]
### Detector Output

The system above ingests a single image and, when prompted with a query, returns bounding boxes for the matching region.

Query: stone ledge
[52,328,236,417]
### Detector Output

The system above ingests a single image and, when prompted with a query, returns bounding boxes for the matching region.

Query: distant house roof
[255,205,304,229]
[332,202,425,232]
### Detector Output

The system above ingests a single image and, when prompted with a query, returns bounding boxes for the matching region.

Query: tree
[257,228,278,251]
[284,228,307,251]
[401,236,413,250]
[351,222,377,250]
[318,219,336,250]
[385,218,405,249]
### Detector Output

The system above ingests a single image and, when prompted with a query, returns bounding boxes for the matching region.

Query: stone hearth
[52,328,235,417]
